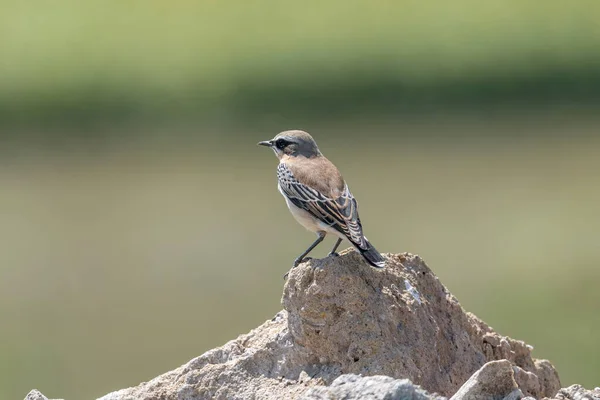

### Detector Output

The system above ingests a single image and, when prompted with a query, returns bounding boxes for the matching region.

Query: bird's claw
[286,256,315,279]
[328,252,340,257]
[293,256,312,267]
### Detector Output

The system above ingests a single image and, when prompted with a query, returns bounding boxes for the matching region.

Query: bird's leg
[328,238,343,257]
[284,232,327,280]
[293,232,326,267]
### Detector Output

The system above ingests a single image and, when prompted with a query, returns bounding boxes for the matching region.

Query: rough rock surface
[282,251,560,397]
[93,251,563,400]
[299,374,445,400]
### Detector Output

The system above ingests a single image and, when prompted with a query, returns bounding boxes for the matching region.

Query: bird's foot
[327,252,340,258]
[293,256,312,267]
[285,256,315,280]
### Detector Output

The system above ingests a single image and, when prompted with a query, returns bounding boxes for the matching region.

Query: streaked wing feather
[277,163,367,248]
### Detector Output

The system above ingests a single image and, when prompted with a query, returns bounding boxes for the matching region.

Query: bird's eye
[275,139,287,149]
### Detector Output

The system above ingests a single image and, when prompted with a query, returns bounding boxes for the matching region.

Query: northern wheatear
[258,130,385,269]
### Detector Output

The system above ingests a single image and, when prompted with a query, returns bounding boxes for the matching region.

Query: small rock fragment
[551,384,600,400]
[24,390,56,400]
[450,360,522,400]
[299,374,444,400]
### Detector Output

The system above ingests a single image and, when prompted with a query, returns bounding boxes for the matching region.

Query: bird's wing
[277,163,367,249]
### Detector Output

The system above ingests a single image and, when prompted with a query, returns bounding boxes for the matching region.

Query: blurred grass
[1,117,599,399]
[1,0,600,128]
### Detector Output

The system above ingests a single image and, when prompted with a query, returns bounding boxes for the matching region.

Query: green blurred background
[1,1,599,398]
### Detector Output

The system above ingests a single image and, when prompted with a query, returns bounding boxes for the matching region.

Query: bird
[258,130,385,270]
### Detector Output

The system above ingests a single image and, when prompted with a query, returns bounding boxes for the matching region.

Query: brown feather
[282,155,345,198]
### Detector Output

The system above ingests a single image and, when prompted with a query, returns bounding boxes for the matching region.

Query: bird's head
[258,130,322,159]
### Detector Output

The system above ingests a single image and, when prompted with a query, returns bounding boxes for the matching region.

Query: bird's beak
[257,140,273,147]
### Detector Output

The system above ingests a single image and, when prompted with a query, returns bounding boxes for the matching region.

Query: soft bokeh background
[1,1,599,398]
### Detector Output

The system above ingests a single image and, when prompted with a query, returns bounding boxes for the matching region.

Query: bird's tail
[358,238,386,268]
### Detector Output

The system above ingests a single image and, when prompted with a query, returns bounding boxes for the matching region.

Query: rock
[98,310,318,400]
[299,374,445,400]
[24,390,62,400]
[547,384,600,400]
[79,251,564,399]
[449,360,522,400]
[281,251,559,397]
[24,390,48,400]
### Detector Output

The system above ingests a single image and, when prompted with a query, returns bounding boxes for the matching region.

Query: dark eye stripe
[276,138,297,149]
